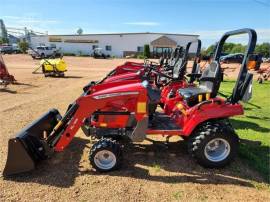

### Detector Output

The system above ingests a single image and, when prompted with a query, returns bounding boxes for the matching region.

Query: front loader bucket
[3,109,61,176]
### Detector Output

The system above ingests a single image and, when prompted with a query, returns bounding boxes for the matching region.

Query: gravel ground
[0,54,269,202]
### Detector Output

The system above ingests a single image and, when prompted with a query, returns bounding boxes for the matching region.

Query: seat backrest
[195,63,201,74]
[168,46,182,67]
[172,46,189,79]
[172,58,183,79]
[159,56,164,66]
[167,49,176,66]
[199,61,222,97]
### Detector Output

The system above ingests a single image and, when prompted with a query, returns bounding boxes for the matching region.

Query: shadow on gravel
[95,141,267,188]
[33,75,83,79]
[3,137,267,188]
[3,137,89,188]
[0,88,17,94]
[13,82,38,87]
[60,76,83,79]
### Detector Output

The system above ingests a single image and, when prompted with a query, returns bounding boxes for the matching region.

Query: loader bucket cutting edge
[3,109,62,176]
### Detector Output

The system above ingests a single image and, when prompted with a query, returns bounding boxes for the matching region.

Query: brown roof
[150,36,177,47]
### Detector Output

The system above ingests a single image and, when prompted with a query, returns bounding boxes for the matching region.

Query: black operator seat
[168,46,181,67]
[178,61,222,106]
[173,58,184,79]
[172,47,188,80]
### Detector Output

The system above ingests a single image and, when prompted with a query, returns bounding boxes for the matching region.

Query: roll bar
[185,39,201,59]
[214,28,257,62]
[213,28,257,104]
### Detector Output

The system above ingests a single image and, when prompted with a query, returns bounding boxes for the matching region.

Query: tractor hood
[103,71,142,83]
[91,81,146,98]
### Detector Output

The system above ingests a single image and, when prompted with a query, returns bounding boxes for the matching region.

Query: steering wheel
[155,60,189,87]
[145,63,157,78]
[144,58,160,66]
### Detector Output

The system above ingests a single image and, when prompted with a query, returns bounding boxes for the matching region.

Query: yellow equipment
[41,58,67,77]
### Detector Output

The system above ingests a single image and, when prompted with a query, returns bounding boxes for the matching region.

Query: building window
[92,45,98,50]
[137,46,144,52]
[106,45,112,51]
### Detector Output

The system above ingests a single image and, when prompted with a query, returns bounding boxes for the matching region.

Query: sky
[1,0,269,47]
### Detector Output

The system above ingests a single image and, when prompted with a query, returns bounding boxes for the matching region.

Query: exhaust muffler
[3,109,61,176]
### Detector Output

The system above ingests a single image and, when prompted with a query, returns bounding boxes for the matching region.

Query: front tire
[188,120,239,168]
[89,138,122,172]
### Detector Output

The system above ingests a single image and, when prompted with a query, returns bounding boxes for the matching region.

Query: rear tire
[89,138,122,172]
[188,120,239,168]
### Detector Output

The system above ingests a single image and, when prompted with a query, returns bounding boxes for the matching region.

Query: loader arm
[3,81,148,176]
[52,90,147,151]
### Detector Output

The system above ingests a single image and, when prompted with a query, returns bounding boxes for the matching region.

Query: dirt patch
[0,54,269,201]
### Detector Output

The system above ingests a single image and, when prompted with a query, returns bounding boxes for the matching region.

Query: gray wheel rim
[204,138,231,162]
[94,150,116,170]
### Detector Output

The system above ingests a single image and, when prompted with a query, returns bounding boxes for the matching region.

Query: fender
[181,99,244,136]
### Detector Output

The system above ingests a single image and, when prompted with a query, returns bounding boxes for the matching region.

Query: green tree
[0,19,8,42]
[143,44,150,58]
[207,43,217,55]
[202,42,270,59]
[0,37,9,45]
[222,43,235,53]
[230,44,246,53]
[18,41,29,53]
[201,43,217,57]
[77,28,83,35]
[255,43,270,57]
[201,47,208,57]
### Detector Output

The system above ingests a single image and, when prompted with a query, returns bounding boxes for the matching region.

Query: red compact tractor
[104,46,182,78]
[0,54,16,87]
[3,29,256,175]
[159,39,202,109]
[83,43,198,94]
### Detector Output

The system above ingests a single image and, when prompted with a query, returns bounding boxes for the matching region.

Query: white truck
[29,46,58,59]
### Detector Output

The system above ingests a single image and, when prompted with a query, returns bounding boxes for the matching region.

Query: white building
[30,32,199,57]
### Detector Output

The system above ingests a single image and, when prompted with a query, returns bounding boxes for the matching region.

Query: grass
[172,191,183,200]
[219,80,270,182]
[152,163,162,172]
